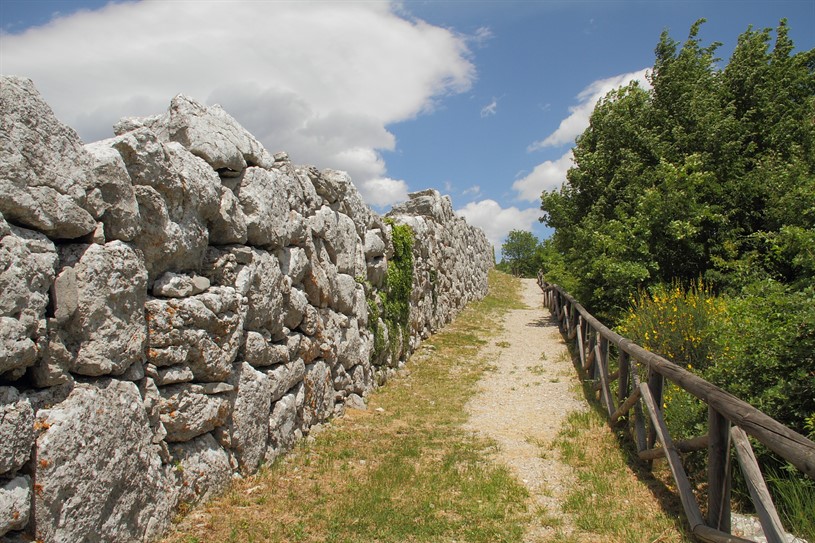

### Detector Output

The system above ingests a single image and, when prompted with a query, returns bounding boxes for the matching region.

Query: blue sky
[1,0,813,252]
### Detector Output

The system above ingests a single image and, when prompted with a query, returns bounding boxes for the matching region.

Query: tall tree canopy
[541,19,815,319]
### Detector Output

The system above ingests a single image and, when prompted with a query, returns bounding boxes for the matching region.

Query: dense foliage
[540,20,814,529]
[498,230,543,277]
[541,19,815,319]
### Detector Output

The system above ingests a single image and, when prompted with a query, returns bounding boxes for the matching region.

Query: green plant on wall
[367,219,415,365]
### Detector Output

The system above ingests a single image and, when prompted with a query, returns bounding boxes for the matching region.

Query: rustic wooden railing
[537,273,815,543]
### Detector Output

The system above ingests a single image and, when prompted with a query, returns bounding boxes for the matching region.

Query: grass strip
[162,270,530,543]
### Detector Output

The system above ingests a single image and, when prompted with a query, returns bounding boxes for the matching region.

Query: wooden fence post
[707,407,731,533]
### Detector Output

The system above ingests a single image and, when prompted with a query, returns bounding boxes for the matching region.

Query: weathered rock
[34,379,177,543]
[0,475,30,537]
[0,76,96,238]
[0,221,56,377]
[169,433,232,506]
[301,360,335,428]
[146,94,273,176]
[154,365,195,386]
[50,241,147,377]
[242,331,288,368]
[0,387,34,475]
[332,273,358,315]
[145,286,244,381]
[158,383,231,442]
[267,358,306,403]
[309,206,358,274]
[283,287,308,330]
[84,139,141,241]
[266,387,302,464]
[209,184,248,244]
[235,167,290,249]
[112,129,220,279]
[152,271,210,298]
[224,363,271,475]
[237,249,286,335]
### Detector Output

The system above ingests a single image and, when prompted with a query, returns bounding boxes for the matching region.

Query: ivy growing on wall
[367,219,415,365]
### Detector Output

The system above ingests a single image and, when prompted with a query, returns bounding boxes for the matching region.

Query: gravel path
[464,278,588,541]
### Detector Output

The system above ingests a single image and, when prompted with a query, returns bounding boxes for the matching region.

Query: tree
[500,230,540,277]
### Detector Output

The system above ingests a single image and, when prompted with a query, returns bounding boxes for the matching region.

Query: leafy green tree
[500,230,540,277]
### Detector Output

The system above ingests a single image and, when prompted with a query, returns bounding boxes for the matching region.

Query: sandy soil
[464,278,588,541]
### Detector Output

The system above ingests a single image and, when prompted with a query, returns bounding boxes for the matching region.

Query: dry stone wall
[0,76,493,543]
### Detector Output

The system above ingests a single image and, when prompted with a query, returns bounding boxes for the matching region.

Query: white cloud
[480,97,498,117]
[513,150,573,202]
[0,1,475,205]
[456,199,541,250]
[359,176,410,208]
[528,68,650,150]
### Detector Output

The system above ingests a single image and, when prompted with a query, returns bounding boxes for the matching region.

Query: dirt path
[464,278,588,542]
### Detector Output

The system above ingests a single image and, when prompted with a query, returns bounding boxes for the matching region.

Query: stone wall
[0,76,493,542]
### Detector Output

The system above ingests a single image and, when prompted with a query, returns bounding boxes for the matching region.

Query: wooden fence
[537,274,815,543]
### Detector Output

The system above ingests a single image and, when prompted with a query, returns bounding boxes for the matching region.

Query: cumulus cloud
[528,68,650,150]
[359,177,410,209]
[513,150,574,202]
[0,1,475,206]
[456,199,541,250]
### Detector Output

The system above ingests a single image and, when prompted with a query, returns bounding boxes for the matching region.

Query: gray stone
[242,331,288,368]
[225,362,271,475]
[155,365,195,386]
[237,249,286,335]
[235,167,290,249]
[84,139,142,241]
[266,358,306,403]
[48,241,148,377]
[0,76,96,238]
[265,388,301,464]
[0,223,57,377]
[301,360,335,428]
[0,475,30,537]
[309,206,358,274]
[145,286,244,381]
[150,94,273,175]
[209,184,248,244]
[158,383,231,442]
[283,287,308,330]
[112,129,219,280]
[333,273,358,315]
[152,272,210,298]
[0,387,34,475]
[169,433,232,506]
[278,246,309,284]
[34,379,177,543]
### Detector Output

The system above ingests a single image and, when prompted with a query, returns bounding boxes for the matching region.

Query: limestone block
[265,387,302,464]
[51,241,147,377]
[266,358,306,403]
[112,129,219,279]
[349,363,373,396]
[235,167,289,249]
[237,249,286,335]
[34,379,177,543]
[209,184,248,244]
[145,286,244,382]
[309,206,358,274]
[155,94,273,175]
[83,140,141,241]
[0,387,34,475]
[0,475,30,537]
[152,271,210,298]
[158,383,231,442]
[283,287,308,330]
[169,433,232,506]
[242,331,288,368]
[224,363,271,475]
[0,76,96,238]
[333,273,358,316]
[0,222,56,377]
[301,360,335,428]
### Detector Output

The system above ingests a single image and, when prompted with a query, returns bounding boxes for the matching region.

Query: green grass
[162,271,532,543]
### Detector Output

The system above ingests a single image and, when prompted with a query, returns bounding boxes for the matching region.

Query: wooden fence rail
[537,273,815,543]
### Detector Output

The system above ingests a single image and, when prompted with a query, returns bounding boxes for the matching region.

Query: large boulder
[0,475,30,537]
[158,382,232,443]
[34,379,177,543]
[0,387,34,476]
[168,433,232,506]
[48,241,147,377]
[145,286,244,382]
[83,140,141,241]
[222,363,271,475]
[0,219,57,379]
[0,76,96,239]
